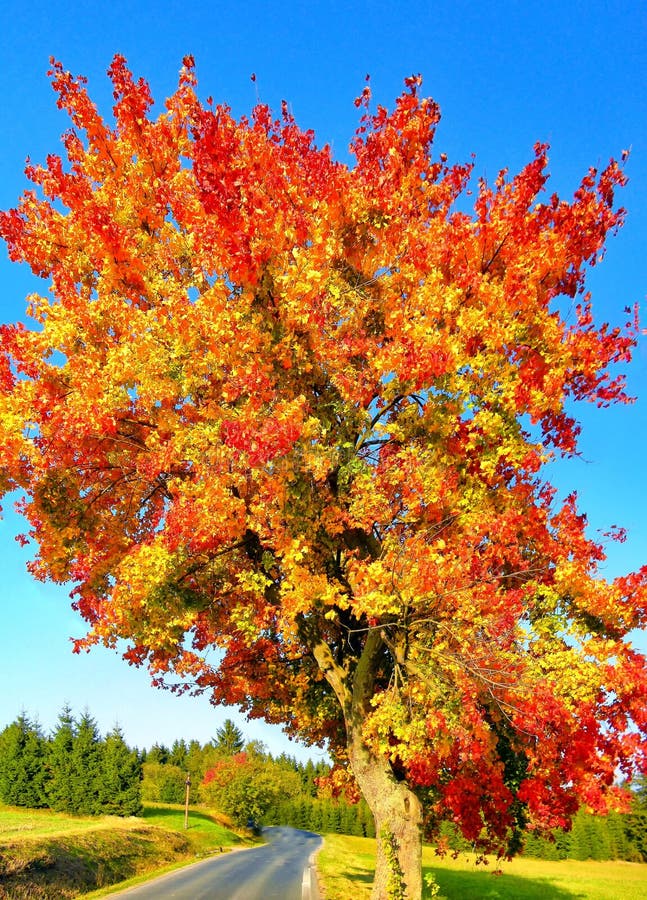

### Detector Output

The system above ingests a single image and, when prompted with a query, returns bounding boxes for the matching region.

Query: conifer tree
[327,801,342,834]
[68,710,103,814]
[168,738,188,768]
[146,743,170,764]
[46,704,76,812]
[339,801,356,835]
[553,827,570,860]
[0,713,47,807]
[360,799,376,838]
[214,719,245,756]
[187,739,202,757]
[98,725,143,816]
[185,740,210,803]
[302,759,317,797]
[606,810,629,860]
[627,778,647,861]
[309,799,324,833]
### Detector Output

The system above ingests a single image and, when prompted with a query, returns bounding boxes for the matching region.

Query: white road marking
[302,849,319,900]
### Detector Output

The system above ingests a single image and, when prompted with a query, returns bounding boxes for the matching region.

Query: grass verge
[317,834,647,900]
[0,803,249,899]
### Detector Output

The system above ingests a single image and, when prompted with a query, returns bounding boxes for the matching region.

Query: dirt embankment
[0,825,191,899]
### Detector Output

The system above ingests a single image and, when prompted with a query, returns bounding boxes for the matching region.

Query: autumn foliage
[1,56,646,897]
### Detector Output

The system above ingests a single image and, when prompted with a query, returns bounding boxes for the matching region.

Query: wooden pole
[184,774,191,830]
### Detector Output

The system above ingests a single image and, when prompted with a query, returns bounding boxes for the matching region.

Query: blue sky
[0,0,645,760]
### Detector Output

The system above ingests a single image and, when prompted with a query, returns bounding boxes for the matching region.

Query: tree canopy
[1,57,646,898]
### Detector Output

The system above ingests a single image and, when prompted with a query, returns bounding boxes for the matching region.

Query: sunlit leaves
[0,56,645,859]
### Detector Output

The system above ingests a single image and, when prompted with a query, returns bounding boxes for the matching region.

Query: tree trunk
[312,632,424,900]
[348,728,423,900]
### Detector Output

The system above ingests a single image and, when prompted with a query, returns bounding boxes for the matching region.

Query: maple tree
[1,56,647,898]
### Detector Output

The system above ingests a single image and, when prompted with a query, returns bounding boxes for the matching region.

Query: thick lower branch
[312,638,351,710]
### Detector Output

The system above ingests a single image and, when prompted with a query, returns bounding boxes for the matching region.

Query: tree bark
[313,631,424,899]
[348,728,423,900]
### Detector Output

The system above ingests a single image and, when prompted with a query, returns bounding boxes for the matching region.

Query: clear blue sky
[0,0,645,760]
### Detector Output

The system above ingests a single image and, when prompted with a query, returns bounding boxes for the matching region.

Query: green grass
[140,802,248,855]
[0,805,125,838]
[0,803,249,899]
[317,834,647,900]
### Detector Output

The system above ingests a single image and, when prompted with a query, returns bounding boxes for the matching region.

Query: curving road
[114,826,322,899]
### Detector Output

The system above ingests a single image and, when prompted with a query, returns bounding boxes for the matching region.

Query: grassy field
[0,803,249,899]
[139,802,245,855]
[317,834,647,900]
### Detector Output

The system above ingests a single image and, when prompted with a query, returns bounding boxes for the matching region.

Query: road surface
[114,826,322,899]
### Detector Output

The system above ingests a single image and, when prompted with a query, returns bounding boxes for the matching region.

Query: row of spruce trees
[436,794,647,863]
[264,795,376,837]
[523,803,647,862]
[0,707,142,816]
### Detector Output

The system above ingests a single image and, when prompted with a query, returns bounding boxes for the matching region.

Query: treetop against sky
[0,0,644,779]
[1,44,646,898]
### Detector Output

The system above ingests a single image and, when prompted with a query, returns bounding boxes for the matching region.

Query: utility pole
[184,774,191,830]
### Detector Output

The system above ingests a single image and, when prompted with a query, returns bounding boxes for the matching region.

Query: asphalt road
[114,826,322,900]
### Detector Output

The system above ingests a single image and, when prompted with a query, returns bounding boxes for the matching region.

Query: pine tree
[97,725,143,816]
[146,743,170,764]
[350,804,365,836]
[522,830,561,860]
[68,710,103,814]
[327,801,342,834]
[606,811,629,860]
[309,799,324,833]
[188,739,201,754]
[214,719,244,756]
[627,778,647,861]
[572,811,609,861]
[593,815,613,861]
[168,739,188,768]
[569,809,594,860]
[46,704,77,812]
[0,713,47,807]
[552,827,569,860]
[359,798,376,838]
[339,801,355,835]
[186,740,209,804]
